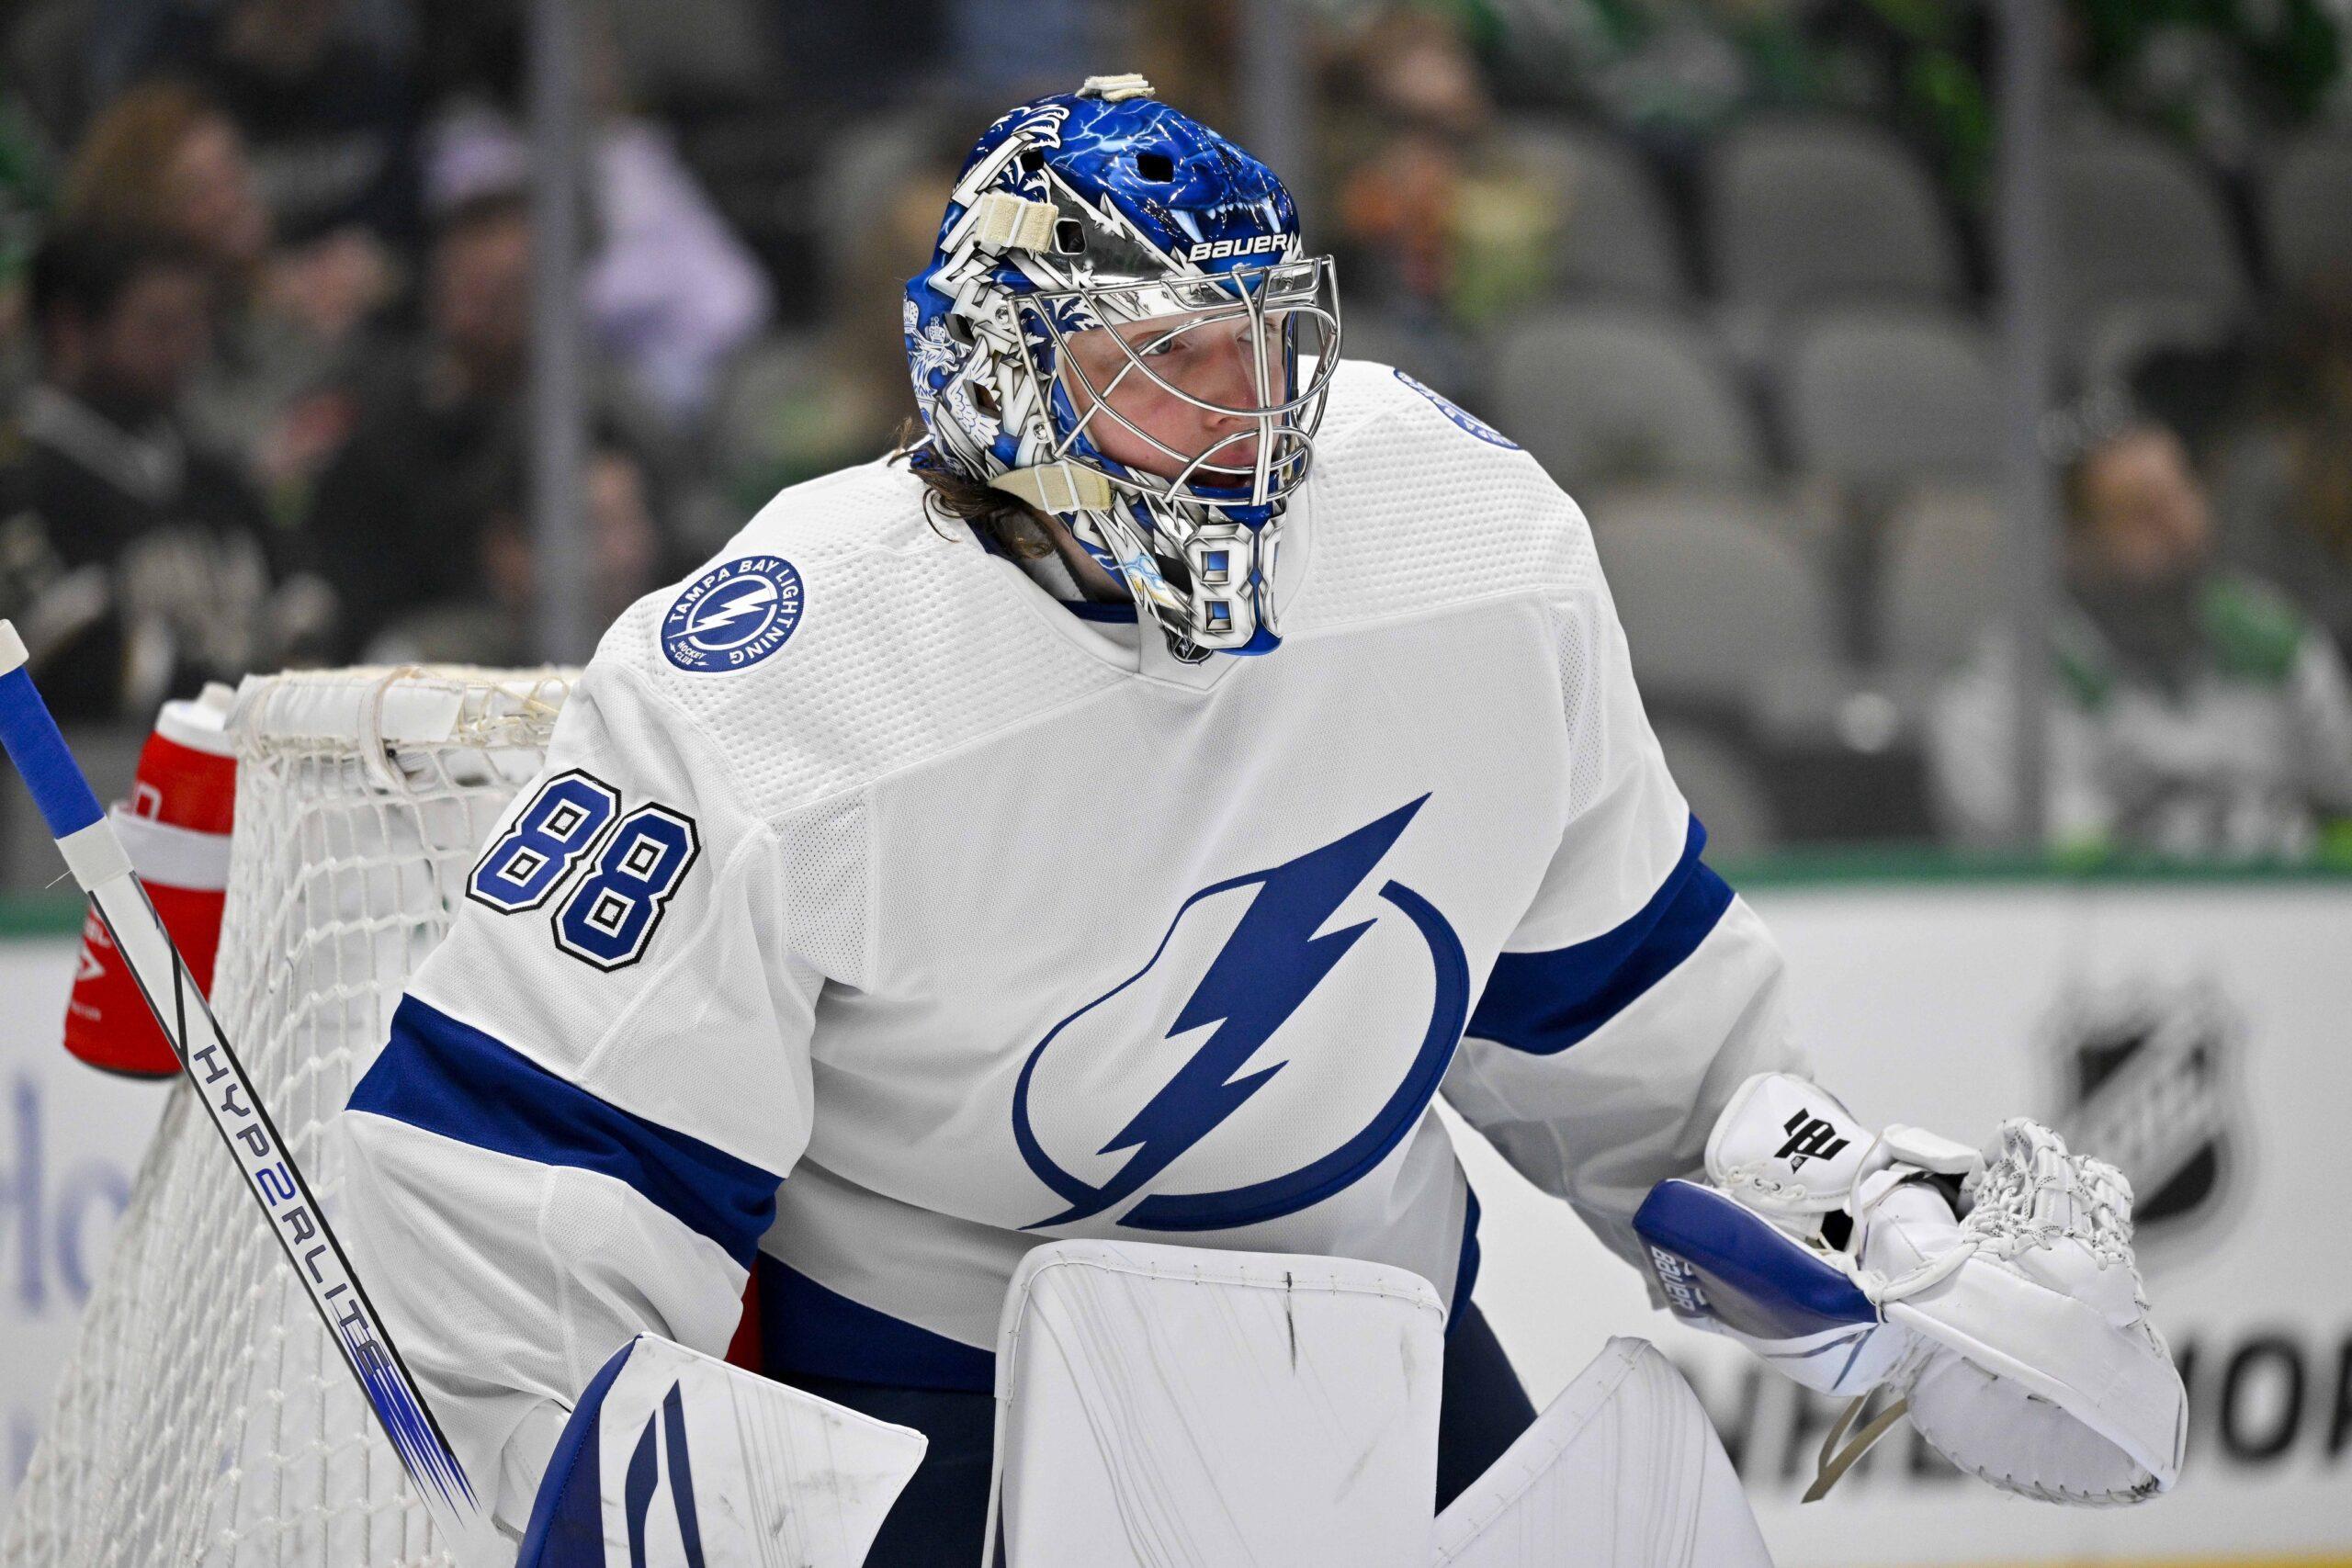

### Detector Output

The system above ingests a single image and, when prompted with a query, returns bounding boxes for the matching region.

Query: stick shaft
[0,627,492,1559]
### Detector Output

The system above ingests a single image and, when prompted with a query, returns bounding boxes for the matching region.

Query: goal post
[4,666,571,1568]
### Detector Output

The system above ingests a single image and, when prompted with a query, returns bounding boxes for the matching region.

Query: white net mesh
[3,667,570,1568]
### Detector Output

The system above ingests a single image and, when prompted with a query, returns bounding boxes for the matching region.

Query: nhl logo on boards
[662,556,805,672]
[2039,976,2245,1270]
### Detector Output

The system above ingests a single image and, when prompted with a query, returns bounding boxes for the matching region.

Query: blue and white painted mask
[905,75,1341,660]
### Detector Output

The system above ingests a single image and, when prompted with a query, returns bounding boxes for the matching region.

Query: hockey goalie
[331,76,2186,1565]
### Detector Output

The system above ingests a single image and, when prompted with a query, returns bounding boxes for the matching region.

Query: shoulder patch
[1392,368,1518,450]
[662,555,806,672]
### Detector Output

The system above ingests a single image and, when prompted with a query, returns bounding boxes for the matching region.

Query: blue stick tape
[0,665,105,840]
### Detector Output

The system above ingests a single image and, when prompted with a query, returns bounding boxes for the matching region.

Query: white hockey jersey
[336,359,1804,1535]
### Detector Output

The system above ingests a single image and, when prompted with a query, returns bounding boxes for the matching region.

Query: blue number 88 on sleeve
[553,806,700,970]
[469,771,702,970]
[469,772,620,911]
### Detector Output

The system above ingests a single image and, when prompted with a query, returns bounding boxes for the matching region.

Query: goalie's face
[1028,254,1339,515]
[1058,310,1289,486]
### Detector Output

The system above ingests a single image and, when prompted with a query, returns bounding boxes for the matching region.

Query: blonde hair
[889,420,1055,558]
[62,82,220,240]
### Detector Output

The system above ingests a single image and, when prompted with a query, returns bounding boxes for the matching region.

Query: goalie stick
[0,623,494,1564]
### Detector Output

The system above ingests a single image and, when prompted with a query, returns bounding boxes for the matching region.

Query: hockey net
[3,666,571,1568]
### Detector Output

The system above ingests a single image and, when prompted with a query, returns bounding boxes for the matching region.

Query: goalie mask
[904,75,1340,661]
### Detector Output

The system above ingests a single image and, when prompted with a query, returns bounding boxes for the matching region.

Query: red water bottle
[62,684,239,1077]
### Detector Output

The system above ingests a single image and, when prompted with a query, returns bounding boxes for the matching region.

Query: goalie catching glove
[1632,1073,2187,1506]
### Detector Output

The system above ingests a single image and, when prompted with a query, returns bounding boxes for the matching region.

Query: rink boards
[3,870,2346,1565]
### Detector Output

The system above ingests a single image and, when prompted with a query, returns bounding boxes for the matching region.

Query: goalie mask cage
[4,666,571,1568]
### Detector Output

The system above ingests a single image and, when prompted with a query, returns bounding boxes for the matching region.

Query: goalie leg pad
[1431,1337,1771,1568]
[516,1333,927,1568]
[989,1239,1445,1568]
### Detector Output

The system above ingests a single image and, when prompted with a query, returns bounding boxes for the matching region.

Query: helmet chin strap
[991,462,1114,514]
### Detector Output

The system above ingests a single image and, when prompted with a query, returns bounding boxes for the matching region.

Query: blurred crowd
[3,0,2351,873]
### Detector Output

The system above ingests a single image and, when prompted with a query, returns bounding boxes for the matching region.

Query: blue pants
[785,1301,1538,1565]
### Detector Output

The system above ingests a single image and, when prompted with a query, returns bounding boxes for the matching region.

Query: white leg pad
[515,1333,926,1568]
[1430,1337,1772,1568]
[989,1239,1446,1568]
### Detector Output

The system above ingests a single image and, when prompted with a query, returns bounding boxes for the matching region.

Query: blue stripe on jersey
[1465,815,1735,1056]
[351,997,780,1269]
[755,1253,997,1393]
[757,1201,1492,1393]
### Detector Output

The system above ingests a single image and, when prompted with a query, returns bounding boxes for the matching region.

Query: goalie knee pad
[516,1334,925,1568]
[1432,1337,1770,1567]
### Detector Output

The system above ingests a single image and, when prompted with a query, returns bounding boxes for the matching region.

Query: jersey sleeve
[1441,555,1806,1281]
[334,651,818,1541]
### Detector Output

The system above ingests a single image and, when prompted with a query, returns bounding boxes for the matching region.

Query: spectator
[2066,0,2343,174]
[1322,6,1559,385]
[366,436,661,667]
[61,80,388,504]
[61,81,269,277]
[719,151,953,508]
[1930,413,2352,860]
[305,190,669,661]
[0,225,328,720]
[128,0,422,252]
[423,8,770,428]
[2211,310,2352,654]
[0,92,51,406]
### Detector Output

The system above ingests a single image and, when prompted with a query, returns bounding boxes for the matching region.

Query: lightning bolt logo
[661,556,805,673]
[684,579,775,639]
[1012,795,1469,1233]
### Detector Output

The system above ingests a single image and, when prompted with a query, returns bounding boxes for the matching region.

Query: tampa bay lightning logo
[1394,368,1518,449]
[1012,795,1468,1233]
[661,556,804,672]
